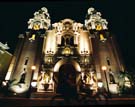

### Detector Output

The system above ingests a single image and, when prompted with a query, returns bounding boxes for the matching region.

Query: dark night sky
[0,0,135,69]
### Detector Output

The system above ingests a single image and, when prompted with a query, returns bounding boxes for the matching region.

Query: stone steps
[31,92,63,98]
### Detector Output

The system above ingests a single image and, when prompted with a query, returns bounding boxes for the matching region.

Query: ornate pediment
[52,19,83,36]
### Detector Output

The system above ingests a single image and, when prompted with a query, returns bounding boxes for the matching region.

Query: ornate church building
[3,7,125,97]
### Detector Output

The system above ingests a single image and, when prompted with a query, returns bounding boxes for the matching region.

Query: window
[61,37,65,46]
[24,57,29,65]
[66,38,69,45]
[106,57,111,66]
[70,36,74,46]
[61,35,74,46]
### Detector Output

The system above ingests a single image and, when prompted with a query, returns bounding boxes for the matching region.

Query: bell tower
[5,7,51,94]
[85,7,125,94]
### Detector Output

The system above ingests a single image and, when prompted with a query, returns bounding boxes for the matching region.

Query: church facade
[3,7,125,96]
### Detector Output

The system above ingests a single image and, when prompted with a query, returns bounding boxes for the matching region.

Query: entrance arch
[56,63,77,94]
[53,59,81,72]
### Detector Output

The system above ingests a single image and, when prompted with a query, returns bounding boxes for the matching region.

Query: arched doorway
[56,63,77,94]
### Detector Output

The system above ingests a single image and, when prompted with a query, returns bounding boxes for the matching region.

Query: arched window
[106,57,111,66]
[66,38,69,45]
[61,37,65,46]
[24,57,29,65]
[70,36,74,46]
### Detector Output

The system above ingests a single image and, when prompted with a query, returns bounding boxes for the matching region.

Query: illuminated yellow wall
[44,30,57,55]
[78,31,91,54]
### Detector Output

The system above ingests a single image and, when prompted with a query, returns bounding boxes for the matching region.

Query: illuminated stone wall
[4,7,125,95]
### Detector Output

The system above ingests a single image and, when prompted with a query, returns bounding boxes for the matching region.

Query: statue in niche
[80,71,97,93]
[37,71,54,92]
[80,73,88,92]
[47,72,54,92]
[19,68,27,83]
[109,72,116,84]
[37,71,49,92]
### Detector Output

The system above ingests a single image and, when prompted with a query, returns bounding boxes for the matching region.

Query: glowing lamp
[2,81,7,86]
[101,66,107,71]
[31,81,37,87]
[98,82,103,88]
[31,66,36,70]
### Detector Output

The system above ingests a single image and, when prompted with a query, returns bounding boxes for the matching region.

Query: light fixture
[63,47,71,56]
[81,72,84,80]
[47,48,54,54]
[81,48,88,54]
[2,81,8,86]
[31,81,37,87]
[31,65,36,70]
[101,65,107,71]
[98,81,103,88]
[101,65,111,95]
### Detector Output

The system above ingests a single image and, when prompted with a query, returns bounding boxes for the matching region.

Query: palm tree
[118,70,134,95]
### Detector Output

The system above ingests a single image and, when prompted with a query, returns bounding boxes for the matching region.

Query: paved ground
[1,94,135,106]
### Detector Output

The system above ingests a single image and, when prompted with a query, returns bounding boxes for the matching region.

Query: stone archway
[56,63,77,94]
[53,59,81,93]
[53,59,81,72]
